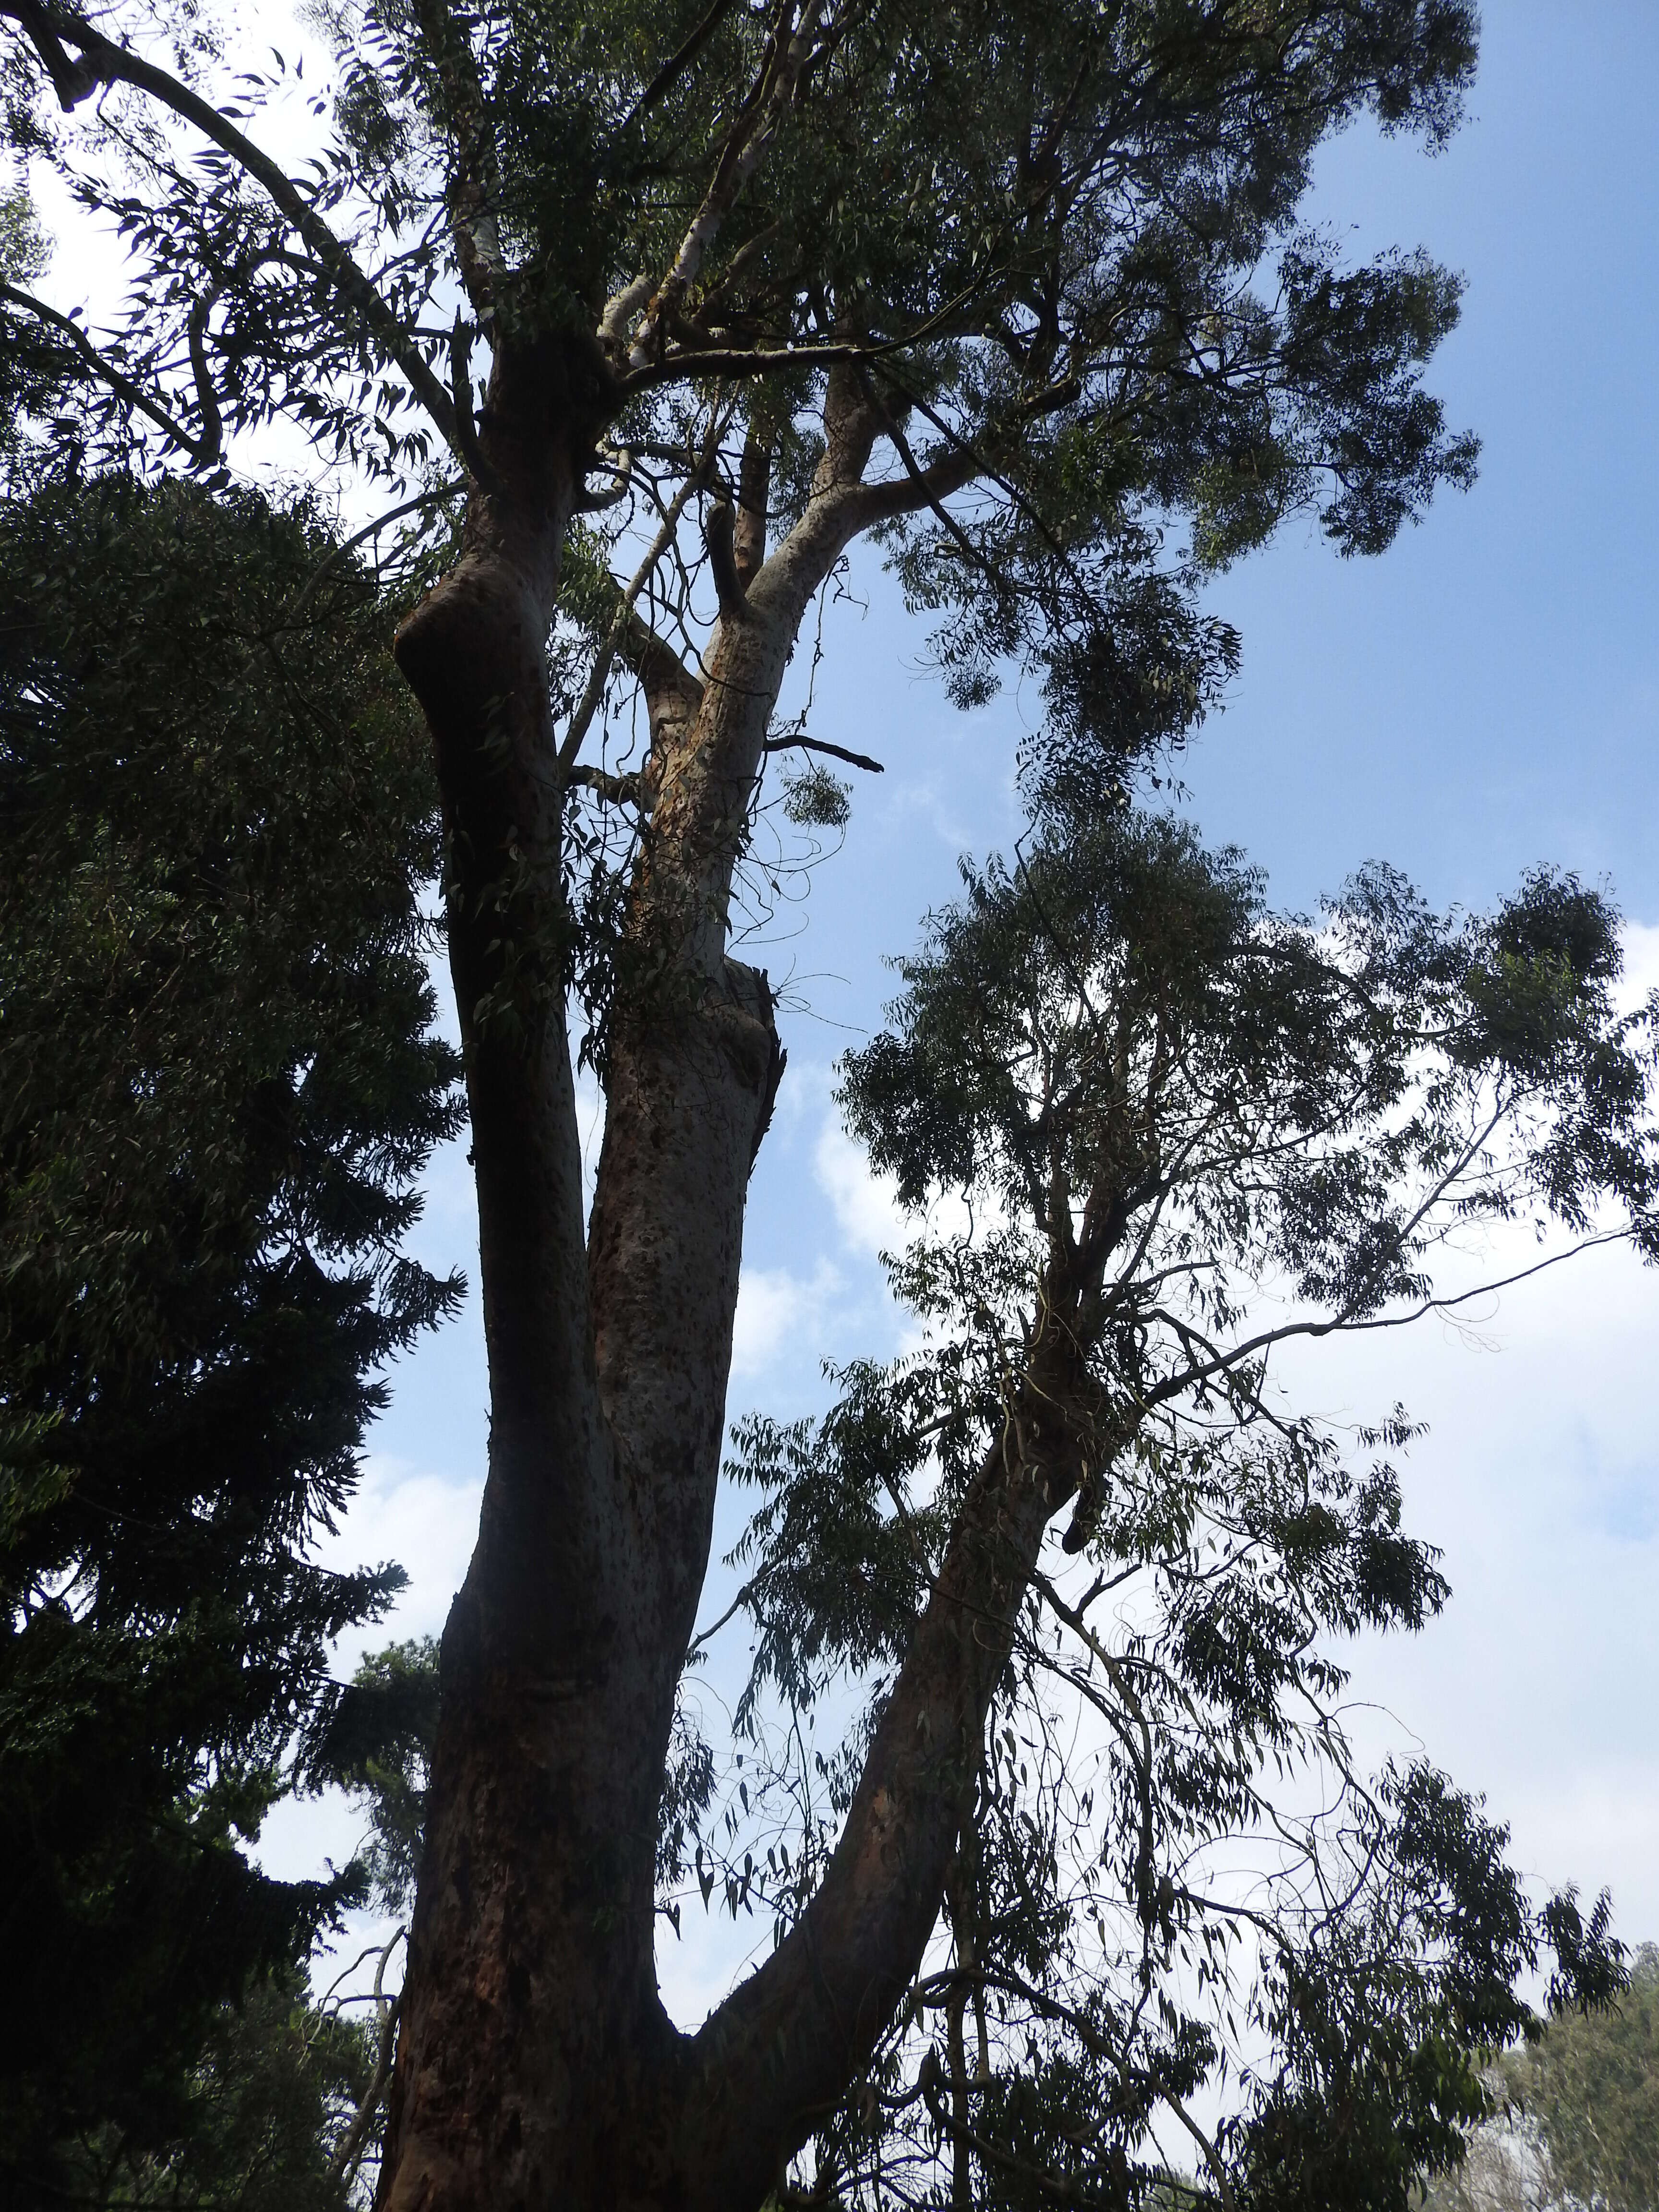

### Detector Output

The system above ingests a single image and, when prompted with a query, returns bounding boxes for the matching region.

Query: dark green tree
[0,1,1641,2205]
[40,1963,382,2212]
[0,467,463,2201]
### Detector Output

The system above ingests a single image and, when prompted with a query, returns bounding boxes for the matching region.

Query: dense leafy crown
[3,0,1479,801]
[0,468,462,2186]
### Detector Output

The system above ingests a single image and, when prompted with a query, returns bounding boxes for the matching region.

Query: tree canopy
[684,806,1654,2209]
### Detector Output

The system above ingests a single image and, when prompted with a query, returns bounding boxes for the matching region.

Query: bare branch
[327,1927,406,2188]
[555,405,731,779]
[763,734,884,774]
[577,442,635,511]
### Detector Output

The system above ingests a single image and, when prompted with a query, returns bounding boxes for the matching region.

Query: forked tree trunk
[376,350,1085,2212]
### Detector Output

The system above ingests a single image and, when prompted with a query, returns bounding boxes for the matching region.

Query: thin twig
[287,482,464,617]
[555,401,732,779]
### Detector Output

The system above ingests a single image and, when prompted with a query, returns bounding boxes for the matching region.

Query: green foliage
[1508,1940,1659,2211]
[7,1,1485,792]
[689,808,1657,2208]
[1419,1943,1659,2212]
[313,1635,442,1917]
[780,762,852,832]
[44,1964,378,2211]
[0,469,463,2196]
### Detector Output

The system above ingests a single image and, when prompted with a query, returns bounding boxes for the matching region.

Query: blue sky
[246,0,1659,2021]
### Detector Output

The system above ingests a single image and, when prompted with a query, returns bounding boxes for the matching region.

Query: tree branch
[628,0,828,372]
[568,761,649,810]
[4,0,460,448]
[733,417,772,587]
[327,1927,405,2188]
[284,481,465,618]
[704,495,751,621]
[679,1374,1080,2202]
[623,0,741,130]
[447,314,502,491]
[763,734,884,774]
[556,409,729,779]
[411,0,506,312]
[0,281,212,459]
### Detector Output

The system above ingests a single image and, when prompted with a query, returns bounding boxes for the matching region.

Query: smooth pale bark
[377,352,1073,2211]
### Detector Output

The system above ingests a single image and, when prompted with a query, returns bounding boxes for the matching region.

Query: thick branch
[568,760,648,810]
[733,418,772,586]
[412,0,506,311]
[677,1368,1082,2203]
[763,734,883,774]
[624,0,740,127]
[446,315,502,491]
[704,496,751,621]
[628,0,828,371]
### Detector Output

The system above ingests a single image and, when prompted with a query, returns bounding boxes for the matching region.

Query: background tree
[36,1964,383,2212]
[0,458,463,2200]
[2,2,1641,2207]
[1509,1942,1659,2210]
[1421,1944,1659,2212]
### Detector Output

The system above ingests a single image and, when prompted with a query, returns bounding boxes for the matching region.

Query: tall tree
[1,3,1645,2206]
[0,464,462,2199]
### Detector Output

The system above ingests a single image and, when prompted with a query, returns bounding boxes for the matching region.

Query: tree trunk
[376,355,1079,2208]
[375,330,692,2208]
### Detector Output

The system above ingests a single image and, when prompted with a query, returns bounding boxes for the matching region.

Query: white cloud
[730,1257,843,1380]
[1265,1211,1659,1936]
[316,1453,481,1656]
[814,1119,906,1261]
[1620,916,1659,1006]
[255,1452,483,1896]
